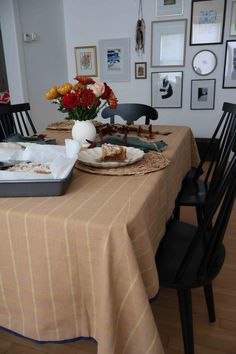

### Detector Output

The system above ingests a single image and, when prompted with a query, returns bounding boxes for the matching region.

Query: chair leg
[177,288,194,354]
[174,204,180,220]
[204,283,216,322]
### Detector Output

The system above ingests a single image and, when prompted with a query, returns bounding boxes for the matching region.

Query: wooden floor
[0,204,235,354]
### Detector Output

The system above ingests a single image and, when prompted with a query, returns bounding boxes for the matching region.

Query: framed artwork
[192,50,217,76]
[151,19,187,67]
[135,62,147,79]
[99,38,130,82]
[74,46,98,77]
[191,79,216,110]
[155,0,183,17]
[151,71,183,108]
[223,40,236,88]
[230,1,236,36]
[190,0,226,45]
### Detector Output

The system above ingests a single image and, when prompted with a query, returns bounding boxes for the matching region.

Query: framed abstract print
[191,79,216,110]
[223,40,236,88]
[151,71,183,108]
[190,0,226,45]
[99,38,130,82]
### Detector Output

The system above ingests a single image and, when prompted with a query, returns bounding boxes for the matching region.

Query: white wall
[63,0,236,137]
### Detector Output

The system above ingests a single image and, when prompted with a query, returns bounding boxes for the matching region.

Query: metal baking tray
[0,170,73,197]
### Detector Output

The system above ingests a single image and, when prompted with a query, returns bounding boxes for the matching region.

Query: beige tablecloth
[0,125,199,354]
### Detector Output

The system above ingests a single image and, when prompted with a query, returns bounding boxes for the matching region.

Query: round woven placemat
[75,151,170,176]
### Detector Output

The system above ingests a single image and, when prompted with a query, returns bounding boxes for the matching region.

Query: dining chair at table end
[101,103,158,125]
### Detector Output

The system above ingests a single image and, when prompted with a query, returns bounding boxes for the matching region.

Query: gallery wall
[1,0,236,136]
[63,0,236,137]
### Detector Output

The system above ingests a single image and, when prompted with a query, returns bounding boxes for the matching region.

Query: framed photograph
[223,40,236,88]
[190,0,226,45]
[135,62,147,79]
[230,1,236,36]
[191,79,216,110]
[156,0,183,17]
[151,19,187,67]
[99,38,130,82]
[74,46,98,77]
[151,71,183,108]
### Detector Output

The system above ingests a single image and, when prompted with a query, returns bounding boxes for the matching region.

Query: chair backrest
[101,103,158,125]
[194,102,236,185]
[0,103,37,141]
[176,133,236,284]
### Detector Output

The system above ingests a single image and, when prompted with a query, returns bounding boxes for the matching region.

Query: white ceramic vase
[72,120,96,147]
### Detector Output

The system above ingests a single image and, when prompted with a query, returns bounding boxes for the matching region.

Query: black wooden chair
[0,103,37,141]
[174,102,236,224]
[101,103,158,124]
[156,135,236,354]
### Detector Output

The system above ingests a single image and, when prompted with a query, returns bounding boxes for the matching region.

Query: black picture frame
[223,40,236,88]
[190,0,226,46]
[135,62,147,79]
[191,79,216,110]
[151,71,183,108]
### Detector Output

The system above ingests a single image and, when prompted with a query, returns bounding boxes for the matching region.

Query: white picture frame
[151,71,183,108]
[191,79,216,110]
[156,0,183,17]
[230,1,236,36]
[223,40,236,88]
[74,46,98,77]
[151,19,187,67]
[99,38,130,82]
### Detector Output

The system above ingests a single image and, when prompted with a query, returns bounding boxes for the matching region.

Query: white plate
[78,146,144,168]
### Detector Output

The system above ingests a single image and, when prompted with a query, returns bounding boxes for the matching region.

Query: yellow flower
[57,82,73,96]
[73,82,85,91]
[44,86,59,100]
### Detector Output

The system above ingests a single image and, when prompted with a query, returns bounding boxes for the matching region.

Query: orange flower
[44,86,59,100]
[57,82,73,96]
[108,91,118,109]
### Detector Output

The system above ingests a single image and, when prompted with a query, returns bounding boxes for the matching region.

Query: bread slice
[101,143,127,161]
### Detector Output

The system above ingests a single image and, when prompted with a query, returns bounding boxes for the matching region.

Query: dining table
[0,123,199,354]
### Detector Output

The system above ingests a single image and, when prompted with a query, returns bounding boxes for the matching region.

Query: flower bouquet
[45,76,117,121]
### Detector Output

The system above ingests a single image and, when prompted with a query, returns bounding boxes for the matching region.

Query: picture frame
[135,62,147,79]
[155,0,183,17]
[99,38,130,82]
[223,40,236,88]
[74,46,98,77]
[151,71,183,108]
[151,19,187,67]
[230,1,236,36]
[191,79,216,110]
[190,0,226,45]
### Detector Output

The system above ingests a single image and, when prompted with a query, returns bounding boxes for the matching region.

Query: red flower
[74,76,95,85]
[101,83,112,100]
[76,88,95,108]
[0,91,10,104]
[62,92,77,109]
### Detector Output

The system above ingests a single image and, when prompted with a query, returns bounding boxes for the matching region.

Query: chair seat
[176,178,209,207]
[156,220,225,289]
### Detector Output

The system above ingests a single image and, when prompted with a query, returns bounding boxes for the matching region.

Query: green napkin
[96,136,167,153]
[6,133,56,145]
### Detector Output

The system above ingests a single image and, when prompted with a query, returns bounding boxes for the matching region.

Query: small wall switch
[23,33,38,42]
